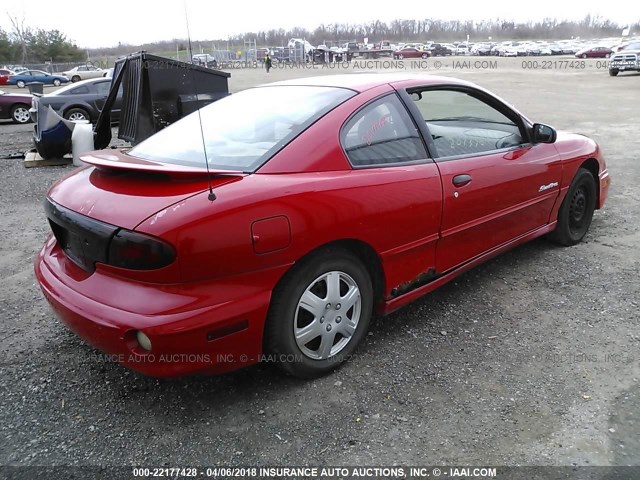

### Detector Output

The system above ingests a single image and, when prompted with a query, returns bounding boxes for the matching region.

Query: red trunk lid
[47,149,243,230]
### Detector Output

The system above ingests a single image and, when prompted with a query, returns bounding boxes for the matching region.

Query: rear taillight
[107,229,175,270]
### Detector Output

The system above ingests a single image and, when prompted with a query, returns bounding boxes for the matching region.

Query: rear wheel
[421,52,429,59]
[264,249,373,378]
[64,107,90,122]
[11,104,31,124]
[547,168,597,246]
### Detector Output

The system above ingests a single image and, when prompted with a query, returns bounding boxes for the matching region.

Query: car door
[33,71,48,83]
[94,80,122,121]
[92,81,108,112]
[22,71,35,83]
[399,86,562,273]
[340,92,443,295]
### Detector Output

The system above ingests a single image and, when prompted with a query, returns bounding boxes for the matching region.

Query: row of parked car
[391,39,639,58]
[0,76,121,124]
[0,64,109,88]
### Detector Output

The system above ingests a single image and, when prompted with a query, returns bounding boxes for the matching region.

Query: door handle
[453,174,472,187]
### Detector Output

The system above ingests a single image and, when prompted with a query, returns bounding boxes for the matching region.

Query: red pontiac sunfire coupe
[35,74,610,378]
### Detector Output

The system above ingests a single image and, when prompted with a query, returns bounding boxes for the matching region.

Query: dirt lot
[0,57,639,472]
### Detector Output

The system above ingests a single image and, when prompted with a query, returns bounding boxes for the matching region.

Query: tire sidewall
[556,169,597,245]
[65,108,89,122]
[266,251,373,377]
[11,105,30,124]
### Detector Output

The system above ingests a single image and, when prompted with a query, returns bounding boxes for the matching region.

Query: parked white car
[61,65,105,83]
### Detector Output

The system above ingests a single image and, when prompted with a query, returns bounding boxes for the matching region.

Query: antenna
[184,0,216,202]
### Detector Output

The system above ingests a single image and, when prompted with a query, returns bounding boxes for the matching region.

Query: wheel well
[11,102,29,110]
[580,158,600,207]
[325,239,385,302]
[282,239,385,303]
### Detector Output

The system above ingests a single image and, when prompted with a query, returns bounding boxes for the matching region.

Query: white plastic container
[71,120,94,166]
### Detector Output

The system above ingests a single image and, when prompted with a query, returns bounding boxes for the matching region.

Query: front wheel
[398,54,404,60]
[64,107,90,122]
[16,80,25,88]
[609,69,618,76]
[264,249,373,378]
[11,104,31,124]
[547,168,597,246]
[53,79,61,86]
[421,53,429,59]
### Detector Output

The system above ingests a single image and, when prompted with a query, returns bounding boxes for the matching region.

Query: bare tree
[7,12,29,64]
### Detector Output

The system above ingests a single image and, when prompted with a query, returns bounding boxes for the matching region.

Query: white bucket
[71,120,94,166]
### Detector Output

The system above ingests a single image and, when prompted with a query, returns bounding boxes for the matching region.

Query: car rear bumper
[35,235,285,377]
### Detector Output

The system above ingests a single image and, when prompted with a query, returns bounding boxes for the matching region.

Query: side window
[95,81,111,95]
[71,86,90,94]
[341,94,427,167]
[410,89,525,158]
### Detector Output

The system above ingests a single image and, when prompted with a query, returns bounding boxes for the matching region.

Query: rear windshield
[128,85,355,172]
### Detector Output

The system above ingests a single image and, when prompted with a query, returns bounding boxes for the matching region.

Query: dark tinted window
[341,94,427,167]
[71,86,90,94]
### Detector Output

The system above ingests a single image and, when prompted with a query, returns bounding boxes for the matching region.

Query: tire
[64,107,90,122]
[264,248,373,378]
[10,104,31,124]
[421,53,429,59]
[581,54,587,59]
[16,80,25,88]
[609,69,619,76]
[398,54,404,60]
[605,53,610,58]
[53,79,61,86]
[547,168,597,246]
[71,75,81,82]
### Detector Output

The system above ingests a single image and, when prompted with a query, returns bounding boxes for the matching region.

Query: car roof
[49,77,110,95]
[261,73,472,92]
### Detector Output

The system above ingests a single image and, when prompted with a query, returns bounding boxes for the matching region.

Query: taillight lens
[107,229,175,270]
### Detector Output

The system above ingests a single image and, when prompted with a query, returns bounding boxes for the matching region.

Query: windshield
[128,85,355,172]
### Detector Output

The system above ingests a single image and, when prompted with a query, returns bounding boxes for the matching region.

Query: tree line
[86,15,638,60]
[0,15,85,65]
[2,15,637,65]
[232,16,638,46]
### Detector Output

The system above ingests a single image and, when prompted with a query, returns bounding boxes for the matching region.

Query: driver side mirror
[532,123,557,144]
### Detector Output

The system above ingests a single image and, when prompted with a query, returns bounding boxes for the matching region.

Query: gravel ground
[0,58,638,472]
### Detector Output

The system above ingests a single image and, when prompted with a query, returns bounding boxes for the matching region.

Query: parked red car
[575,46,613,58]
[35,74,610,378]
[0,69,15,86]
[0,89,33,123]
[393,47,430,59]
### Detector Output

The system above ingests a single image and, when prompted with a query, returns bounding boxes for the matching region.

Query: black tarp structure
[94,52,230,149]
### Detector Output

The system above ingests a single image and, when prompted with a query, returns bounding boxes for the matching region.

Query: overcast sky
[3,0,639,48]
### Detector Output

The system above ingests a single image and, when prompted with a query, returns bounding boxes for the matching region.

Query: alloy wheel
[294,271,361,360]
